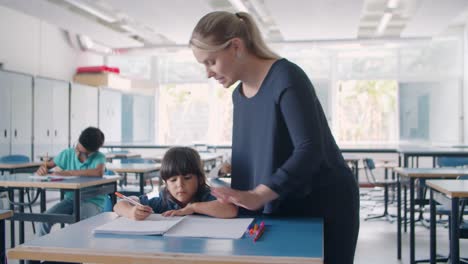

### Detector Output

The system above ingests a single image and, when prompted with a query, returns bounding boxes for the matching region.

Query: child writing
[35,126,107,236]
[114,147,238,220]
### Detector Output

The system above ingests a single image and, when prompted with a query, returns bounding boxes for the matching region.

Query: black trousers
[276,170,360,264]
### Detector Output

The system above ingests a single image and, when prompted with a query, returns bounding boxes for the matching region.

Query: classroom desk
[394,168,468,264]
[340,144,399,153]
[0,162,42,175]
[105,153,141,162]
[0,174,119,248]
[343,154,360,181]
[0,210,12,264]
[106,163,161,195]
[146,152,223,171]
[427,180,468,264]
[8,212,323,264]
[397,146,468,168]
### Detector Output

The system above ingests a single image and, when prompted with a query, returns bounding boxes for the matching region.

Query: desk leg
[111,183,117,205]
[450,197,460,264]
[8,189,14,248]
[430,190,436,264]
[74,190,80,223]
[410,178,415,264]
[40,189,46,213]
[139,173,144,194]
[404,185,407,233]
[397,174,401,259]
[19,188,24,245]
[1,218,5,264]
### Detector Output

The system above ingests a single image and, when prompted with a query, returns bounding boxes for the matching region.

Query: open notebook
[93,214,254,239]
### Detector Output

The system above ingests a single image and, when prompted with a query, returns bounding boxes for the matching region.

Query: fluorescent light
[376,12,393,36]
[63,0,117,23]
[387,0,399,9]
[228,0,249,12]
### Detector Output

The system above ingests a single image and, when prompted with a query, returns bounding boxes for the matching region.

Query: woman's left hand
[162,204,195,217]
[211,187,265,211]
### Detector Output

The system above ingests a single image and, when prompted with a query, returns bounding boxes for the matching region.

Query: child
[36,126,107,236]
[114,147,238,220]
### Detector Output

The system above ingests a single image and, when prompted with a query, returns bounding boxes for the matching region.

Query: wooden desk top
[393,167,468,178]
[426,180,468,198]
[0,162,42,169]
[147,153,223,163]
[0,210,13,220]
[0,174,120,189]
[105,153,141,159]
[8,212,323,264]
[106,163,161,173]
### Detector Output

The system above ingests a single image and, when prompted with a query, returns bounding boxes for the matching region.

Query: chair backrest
[109,150,129,154]
[121,158,155,164]
[362,158,377,183]
[102,195,113,212]
[437,157,468,167]
[363,158,376,170]
[0,155,30,163]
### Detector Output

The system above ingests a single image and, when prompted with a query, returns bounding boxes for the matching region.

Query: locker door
[34,78,54,160]
[99,88,121,143]
[0,71,12,156]
[52,81,70,155]
[71,83,98,142]
[10,73,33,158]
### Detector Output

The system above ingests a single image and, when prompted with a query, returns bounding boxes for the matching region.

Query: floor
[2,187,467,264]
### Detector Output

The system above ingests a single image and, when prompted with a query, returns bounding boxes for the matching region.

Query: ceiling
[1,0,468,50]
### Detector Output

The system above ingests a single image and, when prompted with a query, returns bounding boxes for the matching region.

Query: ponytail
[190,11,280,60]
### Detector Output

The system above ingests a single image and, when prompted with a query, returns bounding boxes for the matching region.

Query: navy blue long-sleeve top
[231,58,354,215]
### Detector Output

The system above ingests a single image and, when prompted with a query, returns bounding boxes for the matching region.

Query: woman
[190,11,360,264]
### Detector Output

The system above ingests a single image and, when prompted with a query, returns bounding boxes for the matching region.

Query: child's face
[166,174,199,205]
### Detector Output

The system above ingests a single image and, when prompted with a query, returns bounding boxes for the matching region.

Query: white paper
[93,214,184,235]
[164,215,253,239]
[29,175,79,180]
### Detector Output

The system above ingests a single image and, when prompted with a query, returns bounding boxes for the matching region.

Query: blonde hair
[190,11,280,60]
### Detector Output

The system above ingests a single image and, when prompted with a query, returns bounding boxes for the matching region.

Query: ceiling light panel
[0,0,142,48]
[265,0,365,41]
[402,0,468,37]
[106,0,212,44]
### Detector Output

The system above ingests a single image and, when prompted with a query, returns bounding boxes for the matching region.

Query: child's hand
[36,166,48,176]
[52,170,68,176]
[162,204,195,217]
[130,205,153,220]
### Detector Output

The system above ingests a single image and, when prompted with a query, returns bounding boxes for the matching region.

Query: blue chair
[102,195,114,212]
[362,158,397,222]
[0,154,36,233]
[0,154,30,164]
[437,157,468,167]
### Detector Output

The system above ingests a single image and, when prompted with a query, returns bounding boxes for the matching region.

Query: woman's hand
[129,205,153,220]
[162,204,195,217]
[211,185,279,211]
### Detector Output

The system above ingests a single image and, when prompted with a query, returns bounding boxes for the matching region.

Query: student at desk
[35,127,106,236]
[114,147,238,220]
[190,11,360,264]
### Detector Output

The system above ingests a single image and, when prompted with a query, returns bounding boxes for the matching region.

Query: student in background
[190,11,359,264]
[36,126,107,236]
[114,147,238,220]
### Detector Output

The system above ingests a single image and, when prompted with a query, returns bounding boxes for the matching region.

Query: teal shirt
[53,148,107,208]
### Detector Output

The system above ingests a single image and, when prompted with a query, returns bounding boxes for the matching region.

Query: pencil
[44,152,48,173]
[115,192,145,207]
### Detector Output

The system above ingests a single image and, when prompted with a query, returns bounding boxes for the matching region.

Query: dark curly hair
[78,127,105,152]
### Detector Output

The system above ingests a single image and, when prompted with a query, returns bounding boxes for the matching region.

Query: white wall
[0,5,102,81]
